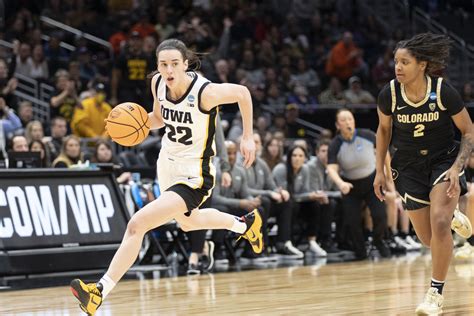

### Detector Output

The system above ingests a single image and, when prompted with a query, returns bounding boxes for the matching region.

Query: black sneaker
[373,238,391,258]
[186,263,201,275]
[201,240,215,272]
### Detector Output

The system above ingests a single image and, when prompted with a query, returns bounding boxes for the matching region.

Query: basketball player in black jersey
[374,33,474,315]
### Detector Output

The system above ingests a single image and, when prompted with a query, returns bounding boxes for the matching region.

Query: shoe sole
[451,211,473,239]
[70,279,101,316]
[415,308,443,315]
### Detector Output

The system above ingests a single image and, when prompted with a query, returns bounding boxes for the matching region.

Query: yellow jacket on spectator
[71,96,111,138]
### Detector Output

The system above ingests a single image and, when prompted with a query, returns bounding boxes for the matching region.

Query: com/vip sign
[0,170,128,250]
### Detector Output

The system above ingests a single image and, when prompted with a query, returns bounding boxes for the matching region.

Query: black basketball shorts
[391,143,467,210]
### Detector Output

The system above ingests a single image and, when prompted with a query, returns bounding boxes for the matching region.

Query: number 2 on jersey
[414,124,425,137]
[167,125,193,145]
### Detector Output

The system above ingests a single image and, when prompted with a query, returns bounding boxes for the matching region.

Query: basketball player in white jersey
[70,39,262,315]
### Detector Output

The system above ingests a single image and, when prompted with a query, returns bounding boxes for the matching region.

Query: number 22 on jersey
[167,124,193,145]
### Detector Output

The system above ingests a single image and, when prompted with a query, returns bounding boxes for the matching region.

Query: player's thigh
[129,191,187,233]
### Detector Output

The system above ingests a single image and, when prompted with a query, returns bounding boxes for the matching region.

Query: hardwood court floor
[1,254,474,315]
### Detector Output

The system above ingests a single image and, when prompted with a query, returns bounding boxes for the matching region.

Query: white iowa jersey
[154,72,217,160]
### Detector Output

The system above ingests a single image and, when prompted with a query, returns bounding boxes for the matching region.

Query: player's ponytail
[394,33,452,75]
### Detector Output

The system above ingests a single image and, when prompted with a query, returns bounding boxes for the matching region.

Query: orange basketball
[106,102,150,147]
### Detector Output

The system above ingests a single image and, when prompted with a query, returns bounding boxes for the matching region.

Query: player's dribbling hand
[444,166,460,198]
[373,171,386,201]
[240,135,256,168]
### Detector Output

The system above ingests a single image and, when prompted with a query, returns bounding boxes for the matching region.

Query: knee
[431,216,452,235]
[127,216,147,236]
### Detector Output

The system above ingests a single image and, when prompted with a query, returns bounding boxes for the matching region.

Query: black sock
[430,279,445,294]
[398,231,407,239]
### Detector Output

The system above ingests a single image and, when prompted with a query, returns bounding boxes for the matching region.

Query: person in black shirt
[110,31,154,110]
[374,33,474,315]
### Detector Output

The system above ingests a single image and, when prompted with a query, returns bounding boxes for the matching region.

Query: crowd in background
[0,0,474,272]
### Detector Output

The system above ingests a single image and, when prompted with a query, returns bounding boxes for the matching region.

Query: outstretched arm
[201,83,255,167]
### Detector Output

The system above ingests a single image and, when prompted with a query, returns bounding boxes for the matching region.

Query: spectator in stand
[0,97,22,139]
[29,44,49,80]
[111,31,154,109]
[266,83,286,113]
[325,31,364,82]
[245,133,292,257]
[77,48,98,84]
[24,120,44,144]
[318,77,347,106]
[43,116,68,161]
[14,42,33,77]
[43,33,69,74]
[290,58,321,95]
[273,145,327,257]
[287,84,318,113]
[91,139,131,183]
[17,101,33,128]
[343,76,376,104]
[0,58,19,110]
[306,139,341,252]
[285,103,306,138]
[50,69,80,129]
[211,141,263,260]
[29,139,50,167]
[52,135,83,168]
[131,12,158,38]
[71,82,111,138]
[109,20,131,56]
[10,135,28,152]
[372,49,394,91]
[154,6,175,40]
[261,136,283,171]
[68,61,86,93]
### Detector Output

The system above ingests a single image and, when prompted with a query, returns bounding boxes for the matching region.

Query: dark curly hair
[394,33,452,75]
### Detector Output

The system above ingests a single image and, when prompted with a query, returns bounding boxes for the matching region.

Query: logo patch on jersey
[429,92,437,100]
[429,102,436,111]
[187,95,195,107]
[396,105,408,111]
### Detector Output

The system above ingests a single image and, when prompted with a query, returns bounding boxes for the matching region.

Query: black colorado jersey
[378,76,464,149]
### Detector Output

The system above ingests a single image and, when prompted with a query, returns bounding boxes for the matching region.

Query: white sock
[98,274,116,299]
[230,216,247,234]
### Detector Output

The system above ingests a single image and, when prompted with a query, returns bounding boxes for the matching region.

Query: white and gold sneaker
[451,207,472,239]
[454,242,474,259]
[415,287,443,315]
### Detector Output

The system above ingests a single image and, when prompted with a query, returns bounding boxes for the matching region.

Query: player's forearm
[148,112,165,130]
[453,127,474,172]
[376,125,391,173]
[237,86,253,138]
